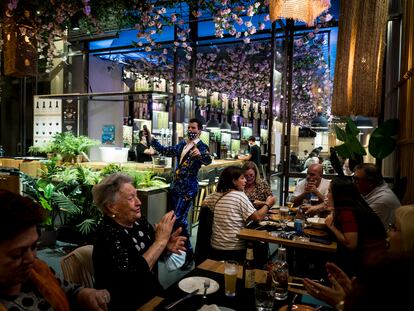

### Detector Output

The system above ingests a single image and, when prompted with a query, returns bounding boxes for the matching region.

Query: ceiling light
[269,0,331,26]
[354,115,373,129]
[310,113,329,131]
[205,116,220,130]
[230,121,239,133]
[219,120,231,132]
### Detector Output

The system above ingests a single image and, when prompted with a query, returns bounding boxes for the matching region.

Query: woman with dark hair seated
[0,190,110,311]
[202,166,272,262]
[325,177,387,277]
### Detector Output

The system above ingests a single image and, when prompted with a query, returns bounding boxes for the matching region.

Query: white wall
[88,56,125,161]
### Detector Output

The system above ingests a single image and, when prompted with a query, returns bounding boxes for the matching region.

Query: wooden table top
[237,228,337,253]
[137,259,308,311]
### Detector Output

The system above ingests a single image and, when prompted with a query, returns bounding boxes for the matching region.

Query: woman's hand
[304,276,345,307]
[77,288,110,311]
[304,262,352,307]
[166,227,187,254]
[154,211,176,246]
[325,212,334,230]
[265,195,276,207]
[325,262,353,295]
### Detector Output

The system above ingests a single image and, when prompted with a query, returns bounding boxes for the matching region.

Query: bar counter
[79,158,244,173]
[0,157,243,176]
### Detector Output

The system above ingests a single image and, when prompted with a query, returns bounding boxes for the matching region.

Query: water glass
[224,260,238,297]
[255,283,274,311]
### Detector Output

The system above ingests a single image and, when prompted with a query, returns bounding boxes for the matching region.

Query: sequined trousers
[170,192,194,255]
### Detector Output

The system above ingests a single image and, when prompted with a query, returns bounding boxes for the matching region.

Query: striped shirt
[207,191,256,250]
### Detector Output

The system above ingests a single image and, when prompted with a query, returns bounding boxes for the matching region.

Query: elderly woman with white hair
[92,173,186,311]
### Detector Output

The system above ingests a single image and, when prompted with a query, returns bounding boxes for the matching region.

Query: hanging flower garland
[1,0,273,69]
[291,33,332,127]
[1,0,333,122]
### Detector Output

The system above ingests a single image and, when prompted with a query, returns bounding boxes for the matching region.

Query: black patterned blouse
[244,179,273,207]
[0,266,81,311]
[93,216,163,311]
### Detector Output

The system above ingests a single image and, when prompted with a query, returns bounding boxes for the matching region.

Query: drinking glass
[255,283,274,311]
[279,206,289,230]
[224,260,238,297]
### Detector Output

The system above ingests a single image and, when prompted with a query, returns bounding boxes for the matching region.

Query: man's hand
[303,203,324,215]
[305,181,317,193]
[77,288,110,311]
[190,147,201,158]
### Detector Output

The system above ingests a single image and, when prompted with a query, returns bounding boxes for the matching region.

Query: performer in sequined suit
[149,118,212,269]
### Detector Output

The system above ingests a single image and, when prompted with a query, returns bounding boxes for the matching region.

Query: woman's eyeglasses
[387,223,400,232]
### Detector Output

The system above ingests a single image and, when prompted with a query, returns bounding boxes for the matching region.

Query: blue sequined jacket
[151,138,212,198]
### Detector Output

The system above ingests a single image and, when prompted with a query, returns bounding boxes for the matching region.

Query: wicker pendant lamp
[269,0,331,26]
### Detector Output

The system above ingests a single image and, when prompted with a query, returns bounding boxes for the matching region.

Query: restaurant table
[137,259,333,311]
[237,228,337,253]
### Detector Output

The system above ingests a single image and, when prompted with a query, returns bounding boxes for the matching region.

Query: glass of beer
[279,206,289,230]
[224,260,238,297]
[310,194,319,206]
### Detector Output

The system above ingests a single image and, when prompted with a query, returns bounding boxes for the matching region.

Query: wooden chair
[60,245,94,288]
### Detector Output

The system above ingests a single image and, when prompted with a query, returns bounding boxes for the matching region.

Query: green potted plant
[52,166,103,244]
[52,132,99,163]
[333,117,399,171]
[21,163,75,246]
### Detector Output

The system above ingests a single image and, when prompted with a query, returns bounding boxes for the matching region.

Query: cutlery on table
[203,279,211,298]
[164,289,199,310]
[287,293,298,311]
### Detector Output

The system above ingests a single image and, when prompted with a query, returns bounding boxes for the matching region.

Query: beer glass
[279,206,289,230]
[224,260,238,297]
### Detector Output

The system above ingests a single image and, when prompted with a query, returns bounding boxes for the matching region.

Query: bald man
[292,164,330,207]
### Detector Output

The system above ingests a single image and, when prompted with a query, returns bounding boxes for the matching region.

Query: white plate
[307,217,326,228]
[287,221,295,228]
[178,277,219,295]
[259,221,280,227]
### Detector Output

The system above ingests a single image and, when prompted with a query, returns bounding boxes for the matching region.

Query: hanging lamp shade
[205,116,220,130]
[195,108,206,125]
[354,115,373,129]
[219,119,231,132]
[310,112,329,131]
[230,121,240,133]
[269,0,331,26]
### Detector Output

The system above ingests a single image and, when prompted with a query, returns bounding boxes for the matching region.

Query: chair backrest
[60,245,94,288]
[194,206,214,266]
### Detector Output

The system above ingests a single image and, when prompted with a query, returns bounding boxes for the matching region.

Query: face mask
[187,131,198,140]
